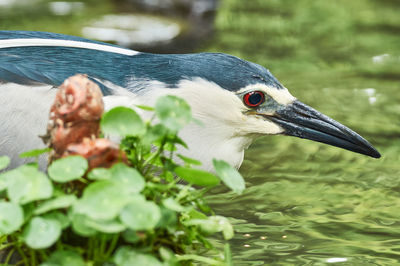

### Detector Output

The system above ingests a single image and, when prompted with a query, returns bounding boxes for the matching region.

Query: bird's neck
[104,78,256,171]
[178,122,253,172]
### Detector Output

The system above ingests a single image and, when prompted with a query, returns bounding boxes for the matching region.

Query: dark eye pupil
[248,93,262,105]
[244,91,265,107]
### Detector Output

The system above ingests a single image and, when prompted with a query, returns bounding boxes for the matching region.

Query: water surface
[207,0,400,264]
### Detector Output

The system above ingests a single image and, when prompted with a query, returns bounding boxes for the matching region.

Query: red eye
[243,91,265,107]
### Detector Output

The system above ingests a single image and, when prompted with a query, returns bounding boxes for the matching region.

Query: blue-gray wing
[0,31,139,94]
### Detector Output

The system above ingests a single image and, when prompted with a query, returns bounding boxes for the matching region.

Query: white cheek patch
[238,84,296,105]
[172,78,246,122]
[170,78,285,135]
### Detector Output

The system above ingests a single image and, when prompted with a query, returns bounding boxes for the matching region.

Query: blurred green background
[2,0,400,264]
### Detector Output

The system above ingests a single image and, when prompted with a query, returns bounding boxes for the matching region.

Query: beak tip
[369,149,381,159]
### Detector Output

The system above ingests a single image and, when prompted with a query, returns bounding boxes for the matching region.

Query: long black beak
[266,100,381,158]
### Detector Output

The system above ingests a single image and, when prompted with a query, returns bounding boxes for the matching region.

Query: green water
[207,0,400,265]
[2,0,400,264]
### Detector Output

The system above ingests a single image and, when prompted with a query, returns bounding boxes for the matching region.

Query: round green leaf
[0,156,10,170]
[43,212,71,230]
[155,95,191,131]
[114,246,163,266]
[34,195,77,215]
[48,156,88,183]
[142,124,168,145]
[110,163,145,194]
[23,217,61,249]
[122,230,140,243]
[0,202,24,234]
[42,250,85,266]
[7,165,53,204]
[101,106,145,137]
[70,213,97,236]
[156,207,177,228]
[84,218,126,233]
[73,180,130,220]
[175,167,220,187]
[87,167,112,180]
[213,159,245,194]
[120,198,161,231]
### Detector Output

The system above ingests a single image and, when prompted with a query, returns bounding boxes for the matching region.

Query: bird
[0,31,380,172]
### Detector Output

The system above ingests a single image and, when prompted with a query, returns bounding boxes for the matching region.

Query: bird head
[160,53,381,160]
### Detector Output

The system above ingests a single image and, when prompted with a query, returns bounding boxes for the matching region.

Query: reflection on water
[207,0,400,264]
[82,14,180,46]
[48,1,85,16]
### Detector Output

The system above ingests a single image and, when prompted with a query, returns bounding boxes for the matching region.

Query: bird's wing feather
[0,31,139,94]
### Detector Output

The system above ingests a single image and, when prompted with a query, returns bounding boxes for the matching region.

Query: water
[206,0,400,264]
[1,0,400,264]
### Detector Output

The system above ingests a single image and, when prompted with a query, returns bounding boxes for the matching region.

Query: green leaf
[48,156,88,183]
[120,198,161,231]
[23,216,61,249]
[135,104,155,111]
[0,156,10,170]
[184,215,234,240]
[101,106,145,137]
[170,135,188,148]
[0,202,24,234]
[7,165,53,204]
[122,230,140,243]
[114,246,163,266]
[34,195,77,215]
[156,207,177,228]
[142,124,168,144]
[110,163,145,194]
[84,218,126,233]
[19,148,51,158]
[175,167,220,187]
[187,209,208,220]
[162,198,186,212]
[155,95,191,131]
[42,250,85,266]
[0,173,8,191]
[70,213,97,236]
[43,212,70,230]
[73,180,131,220]
[213,159,245,194]
[177,154,202,166]
[87,167,112,180]
[159,247,178,265]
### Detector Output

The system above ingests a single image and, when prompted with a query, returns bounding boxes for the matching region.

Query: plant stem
[39,250,48,262]
[104,234,119,259]
[142,135,167,172]
[99,234,107,260]
[87,237,93,260]
[30,249,36,266]
[15,245,29,266]
[0,242,16,250]
[4,248,15,265]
